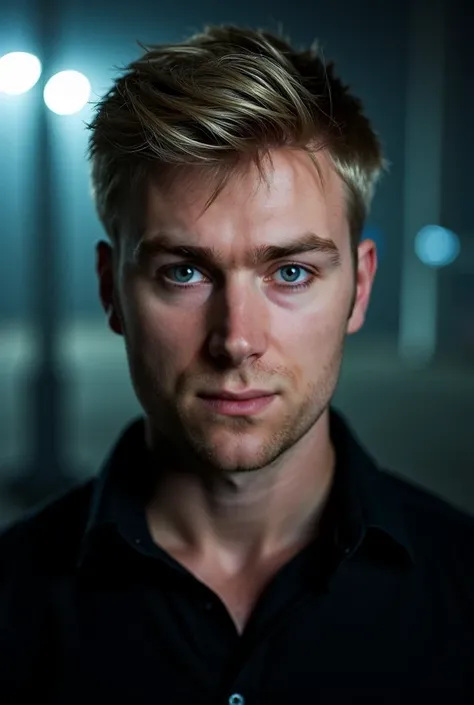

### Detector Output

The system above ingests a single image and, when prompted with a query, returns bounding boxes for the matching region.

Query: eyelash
[156,263,318,292]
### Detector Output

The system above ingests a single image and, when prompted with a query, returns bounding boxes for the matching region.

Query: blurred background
[0,0,473,527]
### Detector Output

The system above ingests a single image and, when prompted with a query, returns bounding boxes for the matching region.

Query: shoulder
[0,481,96,690]
[0,480,95,578]
[379,467,474,572]
[381,466,474,530]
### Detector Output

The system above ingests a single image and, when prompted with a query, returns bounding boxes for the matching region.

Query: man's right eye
[158,264,209,287]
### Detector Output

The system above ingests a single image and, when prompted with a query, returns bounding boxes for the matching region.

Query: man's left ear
[346,238,378,335]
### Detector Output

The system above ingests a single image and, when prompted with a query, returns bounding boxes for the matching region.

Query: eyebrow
[133,231,342,269]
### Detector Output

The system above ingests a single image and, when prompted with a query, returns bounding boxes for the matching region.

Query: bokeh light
[0,52,42,95]
[43,70,91,115]
[414,225,460,268]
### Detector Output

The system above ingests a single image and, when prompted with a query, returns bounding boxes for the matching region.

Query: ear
[96,240,124,336]
[346,238,378,335]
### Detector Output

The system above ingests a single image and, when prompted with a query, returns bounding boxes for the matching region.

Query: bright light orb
[43,70,91,115]
[0,52,42,95]
[414,225,460,268]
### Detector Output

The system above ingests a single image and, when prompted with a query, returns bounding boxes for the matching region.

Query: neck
[145,410,335,568]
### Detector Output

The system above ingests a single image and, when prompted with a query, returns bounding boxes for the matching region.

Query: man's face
[97,148,377,474]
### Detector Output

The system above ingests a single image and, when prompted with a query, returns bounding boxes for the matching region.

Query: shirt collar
[78,408,415,568]
[327,409,415,565]
[80,417,153,541]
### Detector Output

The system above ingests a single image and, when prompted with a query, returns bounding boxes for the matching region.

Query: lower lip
[198,395,276,416]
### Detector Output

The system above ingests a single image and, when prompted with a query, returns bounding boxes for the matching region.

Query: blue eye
[275,265,310,285]
[167,265,204,284]
[158,262,316,291]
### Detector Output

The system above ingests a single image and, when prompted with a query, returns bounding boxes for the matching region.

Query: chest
[178,547,304,634]
[206,576,266,634]
[45,559,473,702]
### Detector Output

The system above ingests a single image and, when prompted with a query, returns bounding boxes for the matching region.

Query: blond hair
[87,25,386,255]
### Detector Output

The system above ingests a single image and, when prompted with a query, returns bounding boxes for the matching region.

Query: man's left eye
[273,265,311,284]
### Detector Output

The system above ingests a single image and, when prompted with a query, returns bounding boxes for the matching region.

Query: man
[1,25,473,704]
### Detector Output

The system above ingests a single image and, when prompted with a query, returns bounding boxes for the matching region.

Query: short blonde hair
[87,25,386,254]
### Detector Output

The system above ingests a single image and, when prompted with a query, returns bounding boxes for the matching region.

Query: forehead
[141,148,349,253]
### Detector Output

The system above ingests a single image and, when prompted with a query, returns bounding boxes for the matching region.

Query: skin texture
[96,147,377,583]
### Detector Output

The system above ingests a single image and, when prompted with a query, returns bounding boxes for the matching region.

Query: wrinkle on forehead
[127,148,348,266]
[148,148,329,215]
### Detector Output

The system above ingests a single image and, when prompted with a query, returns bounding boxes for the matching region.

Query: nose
[207,276,269,367]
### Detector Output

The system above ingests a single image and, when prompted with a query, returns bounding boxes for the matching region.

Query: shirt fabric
[0,407,473,704]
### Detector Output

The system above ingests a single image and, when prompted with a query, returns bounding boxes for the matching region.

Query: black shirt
[1,408,473,704]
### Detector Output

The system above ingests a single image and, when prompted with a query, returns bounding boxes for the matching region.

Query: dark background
[0,0,473,525]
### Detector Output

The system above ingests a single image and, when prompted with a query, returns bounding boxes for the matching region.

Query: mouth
[197,390,277,416]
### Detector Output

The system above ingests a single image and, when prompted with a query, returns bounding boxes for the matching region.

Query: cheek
[269,303,346,390]
[125,294,203,374]
[272,298,346,356]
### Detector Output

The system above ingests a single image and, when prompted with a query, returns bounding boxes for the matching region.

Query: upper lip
[199,389,275,401]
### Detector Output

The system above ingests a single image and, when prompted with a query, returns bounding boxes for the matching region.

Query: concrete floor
[1,322,473,528]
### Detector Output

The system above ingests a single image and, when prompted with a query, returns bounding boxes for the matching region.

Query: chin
[190,427,291,474]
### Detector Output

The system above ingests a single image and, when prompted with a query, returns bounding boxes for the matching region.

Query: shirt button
[228,695,245,705]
